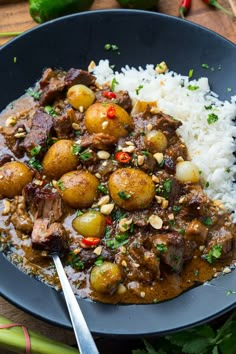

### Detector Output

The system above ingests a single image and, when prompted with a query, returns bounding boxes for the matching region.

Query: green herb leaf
[30,145,41,156]
[188,69,194,78]
[135,85,144,95]
[98,184,108,194]
[78,149,92,161]
[28,157,42,171]
[68,252,85,270]
[26,87,42,100]
[72,144,82,155]
[188,85,199,91]
[106,233,129,249]
[202,244,222,264]
[111,78,119,92]
[44,105,57,117]
[202,63,209,69]
[207,113,218,124]
[202,217,213,226]
[57,180,65,191]
[94,256,104,266]
[156,243,168,253]
[118,191,131,200]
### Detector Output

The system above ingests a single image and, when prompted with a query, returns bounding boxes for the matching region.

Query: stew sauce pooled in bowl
[0,61,235,304]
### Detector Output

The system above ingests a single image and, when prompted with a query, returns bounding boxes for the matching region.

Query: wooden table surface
[0,1,236,353]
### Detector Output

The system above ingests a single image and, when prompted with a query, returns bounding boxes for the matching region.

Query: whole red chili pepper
[179,0,191,19]
[203,0,233,16]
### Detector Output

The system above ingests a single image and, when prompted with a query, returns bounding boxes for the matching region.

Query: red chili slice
[115,151,131,163]
[102,91,117,99]
[105,216,113,225]
[106,105,116,118]
[81,237,100,247]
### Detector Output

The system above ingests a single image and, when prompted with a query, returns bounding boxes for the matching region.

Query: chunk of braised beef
[80,133,116,151]
[23,183,63,222]
[165,141,188,161]
[185,219,209,244]
[23,109,54,155]
[182,185,208,218]
[53,109,75,139]
[2,123,28,158]
[140,153,156,173]
[183,240,197,261]
[205,227,234,256]
[0,154,13,167]
[39,69,65,106]
[163,157,176,174]
[151,232,185,272]
[155,113,182,137]
[39,68,57,89]
[157,176,183,207]
[64,68,96,88]
[96,90,132,112]
[116,241,160,284]
[31,219,68,252]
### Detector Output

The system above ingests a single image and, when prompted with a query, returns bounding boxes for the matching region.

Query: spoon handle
[52,254,99,354]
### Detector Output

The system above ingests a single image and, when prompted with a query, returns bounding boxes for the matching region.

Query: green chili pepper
[29,0,95,23]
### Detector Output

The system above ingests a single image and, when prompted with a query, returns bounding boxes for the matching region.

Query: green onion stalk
[0,316,79,354]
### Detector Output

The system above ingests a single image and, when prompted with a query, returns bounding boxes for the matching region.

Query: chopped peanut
[148,214,163,229]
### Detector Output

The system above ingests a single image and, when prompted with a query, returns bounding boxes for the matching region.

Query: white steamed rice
[93,60,236,221]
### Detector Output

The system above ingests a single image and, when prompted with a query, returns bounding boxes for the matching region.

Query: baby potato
[0,161,33,198]
[84,102,133,140]
[90,261,122,294]
[108,168,155,211]
[67,84,95,110]
[72,211,106,238]
[175,161,200,183]
[58,170,99,208]
[42,139,78,180]
[144,130,168,153]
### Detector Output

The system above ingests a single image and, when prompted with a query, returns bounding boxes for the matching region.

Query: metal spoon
[52,253,99,354]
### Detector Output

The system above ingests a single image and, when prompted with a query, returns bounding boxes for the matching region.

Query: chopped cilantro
[44,105,57,117]
[202,244,222,264]
[188,85,199,91]
[135,85,144,95]
[188,69,194,78]
[106,233,129,249]
[156,243,168,253]
[94,256,104,266]
[68,252,85,270]
[202,63,209,69]
[78,149,92,161]
[72,144,82,155]
[173,205,182,213]
[98,184,108,194]
[202,217,213,226]
[207,113,218,124]
[204,104,213,110]
[118,191,131,200]
[28,157,42,171]
[111,78,119,92]
[30,145,41,156]
[205,181,210,188]
[141,150,149,157]
[57,180,65,191]
[26,87,42,100]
